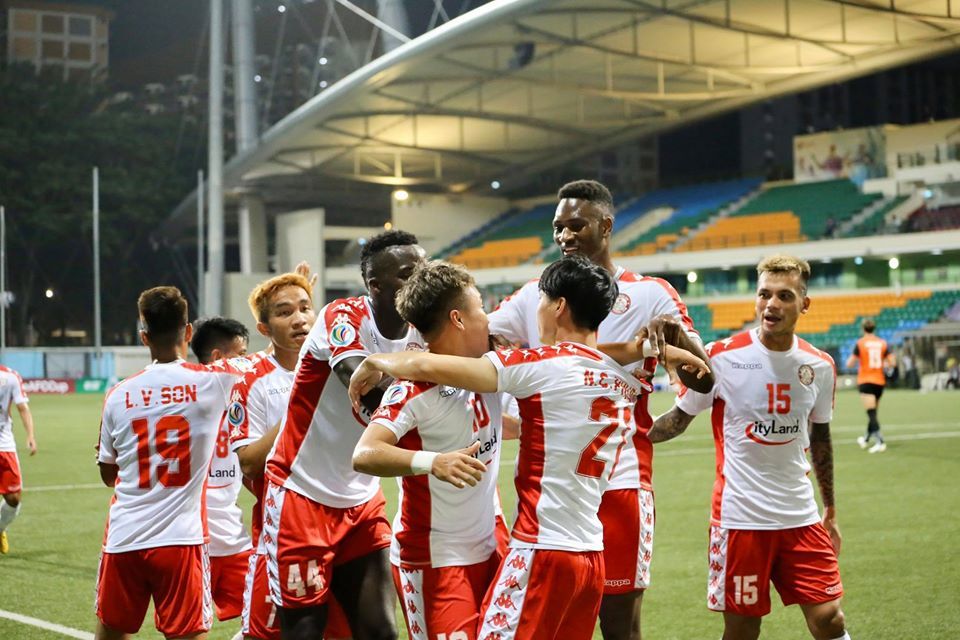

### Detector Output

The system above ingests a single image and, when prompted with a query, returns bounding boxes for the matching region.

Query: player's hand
[488,333,513,351]
[665,346,710,380]
[348,360,384,411]
[823,509,842,555]
[26,437,37,455]
[431,441,485,488]
[646,315,682,365]
[294,261,320,290]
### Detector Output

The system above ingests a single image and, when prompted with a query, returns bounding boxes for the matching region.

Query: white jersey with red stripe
[370,381,502,568]
[226,353,295,546]
[488,265,700,491]
[485,342,647,552]
[97,358,249,553]
[206,416,253,557]
[266,296,425,508]
[0,366,28,452]
[676,329,836,530]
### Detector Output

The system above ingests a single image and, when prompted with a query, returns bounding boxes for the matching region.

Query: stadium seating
[675,212,803,252]
[905,205,960,233]
[846,195,909,237]
[449,236,543,269]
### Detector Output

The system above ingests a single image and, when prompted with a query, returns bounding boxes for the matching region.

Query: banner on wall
[23,378,75,395]
[794,127,887,187]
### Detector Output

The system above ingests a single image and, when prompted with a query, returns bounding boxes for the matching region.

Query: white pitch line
[0,609,93,640]
[25,483,106,493]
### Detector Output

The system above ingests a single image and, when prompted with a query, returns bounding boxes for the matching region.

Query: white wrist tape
[410,450,439,475]
[642,338,659,358]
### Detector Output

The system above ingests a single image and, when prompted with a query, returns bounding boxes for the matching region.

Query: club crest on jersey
[798,364,815,386]
[329,322,356,347]
[227,401,245,427]
[611,293,631,315]
[405,342,425,351]
[384,383,408,405]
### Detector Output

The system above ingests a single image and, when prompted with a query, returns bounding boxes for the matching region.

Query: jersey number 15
[131,416,192,489]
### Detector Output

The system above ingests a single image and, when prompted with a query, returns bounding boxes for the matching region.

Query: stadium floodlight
[491,180,501,190]
[45,288,54,299]
[384,221,393,230]
[393,189,409,201]
[888,257,900,270]
[254,74,262,83]
[931,248,943,256]
[687,271,697,283]
[319,81,328,89]
[854,256,864,265]
[277,4,286,13]
[319,57,328,65]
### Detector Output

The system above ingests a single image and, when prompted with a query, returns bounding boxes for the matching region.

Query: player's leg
[0,451,24,551]
[721,613,762,640]
[597,488,652,640]
[94,550,152,640]
[211,549,254,622]
[330,548,396,640]
[799,600,847,640]
[772,524,847,640]
[242,551,281,640]
[856,387,878,448]
[867,387,886,452]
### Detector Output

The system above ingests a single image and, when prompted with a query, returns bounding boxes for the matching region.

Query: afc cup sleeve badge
[329,322,357,348]
[798,364,815,386]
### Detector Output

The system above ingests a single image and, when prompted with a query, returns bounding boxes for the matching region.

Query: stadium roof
[166,0,960,231]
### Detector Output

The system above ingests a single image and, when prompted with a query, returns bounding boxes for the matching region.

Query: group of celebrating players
[87,179,855,640]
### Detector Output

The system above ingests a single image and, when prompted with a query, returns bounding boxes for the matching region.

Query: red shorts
[0,451,22,494]
[707,523,844,617]
[494,515,510,558]
[242,551,352,640]
[599,487,654,594]
[262,481,392,608]
[95,544,211,637]
[477,548,604,640]
[211,549,252,621]
[392,551,502,640]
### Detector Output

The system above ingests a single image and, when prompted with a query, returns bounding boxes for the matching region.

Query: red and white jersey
[266,296,425,508]
[0,366,28,452]
[226,354,295,546]
[370,381,502,568]
[485,342,647,552]
[676,329,836,530]
[97,358,248,553]
[488,265,700,491]
[206,416,252,557]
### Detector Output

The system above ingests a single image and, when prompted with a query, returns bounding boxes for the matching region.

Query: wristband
[642,338,659,358]
[410,450,438,475]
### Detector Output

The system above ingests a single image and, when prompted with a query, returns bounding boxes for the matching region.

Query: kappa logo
[499,574,521,589]
[486,613,510,629]
[494,593,516,610]
[439,385,457,398]
[329,322,356,348]
[406,600,418,614]
[732,362,762,370]
[409,621,423,635]
[825,583,843,595]
[507,555,527,570]
[226,401,246,428]
[482,633,503,640]
[402,581,417,594]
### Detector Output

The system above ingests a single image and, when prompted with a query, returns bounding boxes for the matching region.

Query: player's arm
[235,424,280,478]
[845,344,859,371]
[501,414,520,440]
[334,356,389,415]
[646,315,714,393]
[349,352,499,408]
[810,421,841,554]
[353,423,485,488]
[647,406,697,443]
[98,462,119,487]
[15,402,36,455]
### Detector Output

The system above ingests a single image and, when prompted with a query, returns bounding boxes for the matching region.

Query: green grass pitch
[0,389,957,639]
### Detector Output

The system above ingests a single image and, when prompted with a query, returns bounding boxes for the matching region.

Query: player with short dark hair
[845,319,894,454]
[95,286,249,640]
[488,178,712,640]
[0,363,36,555]
[263,230,426,640]
[192,317,250,364]
[348,255,709,640]
[649,255,851,640]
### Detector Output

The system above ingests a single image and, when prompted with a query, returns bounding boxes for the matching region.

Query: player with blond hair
[649,255,850,640]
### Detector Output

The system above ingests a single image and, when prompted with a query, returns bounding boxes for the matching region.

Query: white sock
[230,631,244,640]
[831,632,851,640]
[0,501,20,531]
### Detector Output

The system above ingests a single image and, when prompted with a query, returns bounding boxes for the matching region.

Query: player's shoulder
[234,356,280,394]
[0,364,17,377]
[370,379,437,422]
[321,296,370,323]
[179,357,252,376]
[795,337,835,369]
[493,278,539,311]
[103,367,151,406]
[705,331,754,358]
[493,342,598,367]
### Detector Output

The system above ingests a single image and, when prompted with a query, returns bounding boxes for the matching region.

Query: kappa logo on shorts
[507,555,527,570]
[486,613,510,629]
[825,583,843,595]
[606,578,632,587]
[494,593,517,610]
[499,574,521,589]
[329,322,356,347]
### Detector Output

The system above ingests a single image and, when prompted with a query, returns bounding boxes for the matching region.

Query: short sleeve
[97,404,117,465]
[484,348,546,399]
[851,343,860,357]
[646,277,701,343]
[809,361,836,424]
[487,282,535,346]
[228,377,268,450]
[322,299,371,367]
[369,381,420,441]
[12,371,28,405]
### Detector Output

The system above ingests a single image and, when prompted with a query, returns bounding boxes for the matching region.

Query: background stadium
[1,0,959,638]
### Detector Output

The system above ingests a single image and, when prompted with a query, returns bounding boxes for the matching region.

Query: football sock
[0,501,20,531]
[830,632,851,640]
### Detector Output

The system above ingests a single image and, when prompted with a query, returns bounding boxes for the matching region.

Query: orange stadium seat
[676,212,804,252]
[450,236,543,270]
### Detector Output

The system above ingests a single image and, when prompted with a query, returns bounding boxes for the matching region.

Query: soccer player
[487,179,712,640]
[845,319,894,453]
[95,287,249,640]
[351,261,506,640]
[348,255,709,640]
[191,317,255,626]
[0,364,37,554]
[649,255,850,640]
[263,230,426,640]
